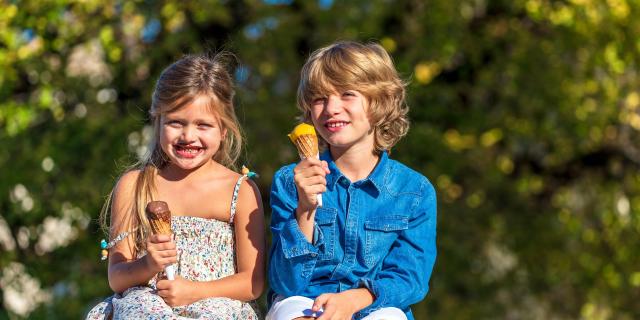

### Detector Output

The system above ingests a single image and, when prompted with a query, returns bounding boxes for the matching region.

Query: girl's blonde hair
[297,41,410,154]
[100,52,243,256]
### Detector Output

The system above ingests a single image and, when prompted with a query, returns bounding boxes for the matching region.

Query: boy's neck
[330,146,380,183]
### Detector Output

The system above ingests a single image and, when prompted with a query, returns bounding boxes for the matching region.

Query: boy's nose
[325,95,342,114]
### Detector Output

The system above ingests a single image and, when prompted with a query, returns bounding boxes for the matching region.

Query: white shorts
[266,295,408,320]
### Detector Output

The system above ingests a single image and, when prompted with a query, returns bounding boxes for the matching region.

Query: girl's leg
[266,296,323,320]
[360,307,408,320]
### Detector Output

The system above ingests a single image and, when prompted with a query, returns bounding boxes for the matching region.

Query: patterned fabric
[86,176,260,320]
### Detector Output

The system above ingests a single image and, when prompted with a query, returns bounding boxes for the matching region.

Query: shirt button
[339,177,349,187]
[310,253,318,257]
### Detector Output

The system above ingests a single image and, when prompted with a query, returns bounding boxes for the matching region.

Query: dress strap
[229,166,259,224]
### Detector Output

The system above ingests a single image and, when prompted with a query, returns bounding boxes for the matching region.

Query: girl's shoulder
[114,169,142,194]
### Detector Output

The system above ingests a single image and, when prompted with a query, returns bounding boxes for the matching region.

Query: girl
[267,41,437,320]
[87,53,265,319]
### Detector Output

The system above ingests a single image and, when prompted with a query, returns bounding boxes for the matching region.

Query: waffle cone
[146,201,172,235]
[294,135,318,159]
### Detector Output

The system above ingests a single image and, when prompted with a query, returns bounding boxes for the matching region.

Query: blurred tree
[0,0,638,319]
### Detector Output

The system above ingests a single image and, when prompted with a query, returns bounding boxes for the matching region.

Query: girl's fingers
[149,234,172,243]
[148,241,176,251]
[157,249,177,258]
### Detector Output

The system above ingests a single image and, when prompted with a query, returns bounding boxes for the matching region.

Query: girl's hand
[144,234,177,274]
[293,158,330,213]
[156,275,200,307]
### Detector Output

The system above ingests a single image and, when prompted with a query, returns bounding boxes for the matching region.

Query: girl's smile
[174,144,204,159]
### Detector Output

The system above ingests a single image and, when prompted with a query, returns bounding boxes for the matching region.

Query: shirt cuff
[279,219,320,259]
[355,278,387,317]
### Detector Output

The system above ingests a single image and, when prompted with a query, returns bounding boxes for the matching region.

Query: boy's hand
[313,288,374,320]
[156,276,200,307]
[144,234,177,274]
[293,157,330,213]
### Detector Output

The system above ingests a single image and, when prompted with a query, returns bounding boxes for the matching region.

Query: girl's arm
[157,178,266,305]
[107,170,177,294]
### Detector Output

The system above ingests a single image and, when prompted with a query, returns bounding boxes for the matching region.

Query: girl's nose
[181,125,197,142]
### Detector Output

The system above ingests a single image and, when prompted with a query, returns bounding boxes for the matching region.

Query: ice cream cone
[145,201,175,280]
[293,134,319,159]
[288,123,323,206]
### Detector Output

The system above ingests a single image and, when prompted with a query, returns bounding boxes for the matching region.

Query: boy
[268,41,437,320]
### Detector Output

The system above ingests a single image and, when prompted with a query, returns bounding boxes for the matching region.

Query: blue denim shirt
[268,151,437,320]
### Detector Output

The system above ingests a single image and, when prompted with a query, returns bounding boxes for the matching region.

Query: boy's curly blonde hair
[297,41,409,154]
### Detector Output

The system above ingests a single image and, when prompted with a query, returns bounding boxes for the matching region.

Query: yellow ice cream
[288,123,316,143]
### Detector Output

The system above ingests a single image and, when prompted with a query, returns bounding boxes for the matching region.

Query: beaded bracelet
[100,229,135,260]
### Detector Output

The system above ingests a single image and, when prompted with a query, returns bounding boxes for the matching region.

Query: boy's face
[159,95,225,171]
[309,87,374,154]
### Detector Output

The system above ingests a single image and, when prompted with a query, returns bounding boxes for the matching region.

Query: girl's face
[159,95,225,171]
[310,87,374,154]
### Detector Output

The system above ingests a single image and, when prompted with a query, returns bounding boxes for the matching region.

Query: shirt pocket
[315,207,338,261]
[363,215,409,267]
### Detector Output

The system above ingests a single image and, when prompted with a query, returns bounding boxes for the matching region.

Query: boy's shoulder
[273,162,297,179]
[384,157,434,195]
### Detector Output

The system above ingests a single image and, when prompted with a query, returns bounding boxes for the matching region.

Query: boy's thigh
[266,295,407,320]
[360,307,407,320]
[266,296,321,320]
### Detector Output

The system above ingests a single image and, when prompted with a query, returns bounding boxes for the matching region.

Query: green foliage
[1,0,638,319]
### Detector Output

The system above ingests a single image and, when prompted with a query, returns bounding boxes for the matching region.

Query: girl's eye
[166,120,182,127]
[198,123,214,129]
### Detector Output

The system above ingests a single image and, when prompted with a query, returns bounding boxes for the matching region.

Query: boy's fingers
[321,161,330,173]
[313,294,329,311]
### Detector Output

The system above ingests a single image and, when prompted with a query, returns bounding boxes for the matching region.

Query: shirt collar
[321,150,389,195]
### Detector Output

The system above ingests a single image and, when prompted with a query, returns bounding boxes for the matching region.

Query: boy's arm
[268,166,324,296]
[355,179,437,317]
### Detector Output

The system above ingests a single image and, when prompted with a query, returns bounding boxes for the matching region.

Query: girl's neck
[330,145,380,183]
[160,159,220,182]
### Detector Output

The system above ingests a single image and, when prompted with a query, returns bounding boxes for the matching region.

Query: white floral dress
[86,176,260,320]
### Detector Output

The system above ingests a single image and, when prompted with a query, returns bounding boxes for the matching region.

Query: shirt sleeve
[356,178,437,317]
[268,165,324,296]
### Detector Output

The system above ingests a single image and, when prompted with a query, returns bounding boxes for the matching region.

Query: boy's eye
[312,97,327,105]
[342,91,356,97]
